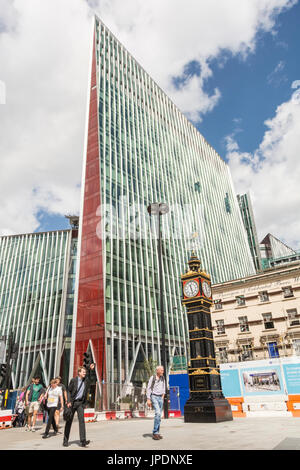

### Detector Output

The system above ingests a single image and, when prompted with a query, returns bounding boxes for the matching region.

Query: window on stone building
[287,308,300,326]
[241,344,253,361]
[239,316,249,332]
[283,286,294,298]
[259,291,269,302]
[236,295,246,306]
[262,313,274,330]
[214,300,223,310]
[218,347,228,363]
[267,342,279,358]
[216,319,225,335]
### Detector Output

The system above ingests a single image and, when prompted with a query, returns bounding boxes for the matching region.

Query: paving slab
[0,417,299,451]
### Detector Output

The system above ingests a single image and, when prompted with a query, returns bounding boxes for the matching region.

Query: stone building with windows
[212,260,300,364]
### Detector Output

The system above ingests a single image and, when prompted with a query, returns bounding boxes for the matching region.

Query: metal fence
[91,383,181,412]
[93,382,147,412]
[215,348,300,365]
[1,382,181,413]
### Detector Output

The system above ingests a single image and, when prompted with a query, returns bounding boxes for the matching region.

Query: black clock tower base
[184,397,233,423]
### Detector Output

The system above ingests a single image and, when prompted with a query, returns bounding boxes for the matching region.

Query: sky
[0,0,299,250]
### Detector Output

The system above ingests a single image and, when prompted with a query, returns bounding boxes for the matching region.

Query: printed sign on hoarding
[241,366,284,396]
[283,364,300,395]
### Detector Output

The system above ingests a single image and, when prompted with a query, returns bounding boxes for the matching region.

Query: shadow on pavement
[274,438,300,450]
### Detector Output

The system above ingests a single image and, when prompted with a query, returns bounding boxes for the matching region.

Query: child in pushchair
[13,396,26,427]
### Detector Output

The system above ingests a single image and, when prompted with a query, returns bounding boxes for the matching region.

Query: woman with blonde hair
[42,378,63,439]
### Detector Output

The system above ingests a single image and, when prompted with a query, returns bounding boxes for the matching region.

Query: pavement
[1,416,300,451]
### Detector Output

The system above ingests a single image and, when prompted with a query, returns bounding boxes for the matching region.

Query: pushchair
[12,399,26,427]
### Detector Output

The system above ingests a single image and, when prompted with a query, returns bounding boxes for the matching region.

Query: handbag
[63,405,73,421]
[40,387,50,412]
[40,396,48,413]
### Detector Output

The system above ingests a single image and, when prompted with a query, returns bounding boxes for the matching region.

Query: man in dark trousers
[63,366,91,448]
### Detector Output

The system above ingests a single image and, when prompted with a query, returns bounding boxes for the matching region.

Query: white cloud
[94,0,297,120]
[227,87,300,250]
[267,60,287,86]
[0,0,92,235]
[0,0,19,32]
[225,135,240,153]
[291,80,300,89]
[0,0,297,235]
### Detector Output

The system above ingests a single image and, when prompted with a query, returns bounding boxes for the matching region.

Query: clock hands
[184,280,211,298]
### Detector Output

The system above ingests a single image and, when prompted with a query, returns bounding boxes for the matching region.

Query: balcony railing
[216,347,300,364]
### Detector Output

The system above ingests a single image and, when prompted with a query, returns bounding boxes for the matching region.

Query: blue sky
[36,210,71,233]
[0,0,299,249]
[198,2,300,160]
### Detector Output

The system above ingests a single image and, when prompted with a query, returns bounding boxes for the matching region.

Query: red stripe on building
[73,25,106,382]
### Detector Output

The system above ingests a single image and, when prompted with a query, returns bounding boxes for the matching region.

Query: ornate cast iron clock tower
[181,252,233,423]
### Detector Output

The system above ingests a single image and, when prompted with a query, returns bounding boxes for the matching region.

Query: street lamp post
[147,202,169,419]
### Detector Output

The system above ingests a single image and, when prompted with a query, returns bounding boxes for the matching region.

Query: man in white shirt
[146,366,166,440]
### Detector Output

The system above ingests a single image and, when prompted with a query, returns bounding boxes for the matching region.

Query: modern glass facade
[0,229,77,388]
[73,16,256,387]
[260,233,298,269]
[260,233,296,260]
[237,193,262,271]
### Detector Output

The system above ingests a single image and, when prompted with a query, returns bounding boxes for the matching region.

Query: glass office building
[72,16,256,387]
[0,229,77,388]
[237,193,262,271]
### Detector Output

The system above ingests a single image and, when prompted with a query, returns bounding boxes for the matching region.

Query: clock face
[183,280,199,298]
[202,281,211,298]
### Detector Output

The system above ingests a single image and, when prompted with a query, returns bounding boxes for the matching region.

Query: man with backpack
[146,365,166,440]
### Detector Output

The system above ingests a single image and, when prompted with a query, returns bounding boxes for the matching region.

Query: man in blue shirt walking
[63,366,91,448]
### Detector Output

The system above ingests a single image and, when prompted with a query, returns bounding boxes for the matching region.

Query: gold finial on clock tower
[188,251,201,273]
[181,251,210,280]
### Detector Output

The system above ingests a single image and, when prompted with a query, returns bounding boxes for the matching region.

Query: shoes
[152,434,160,440]
[157,434,163,439]
[63,440,69,447]
[25,426,31,432]
[31,427,36,432]
[79,440,90,447]
[42,434,50,439]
